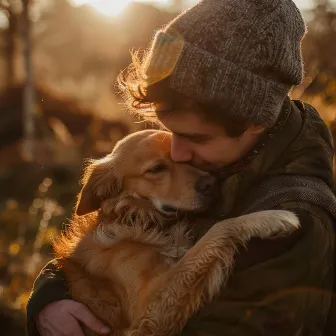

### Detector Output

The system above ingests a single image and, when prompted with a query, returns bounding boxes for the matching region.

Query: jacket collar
[217,97,303,217]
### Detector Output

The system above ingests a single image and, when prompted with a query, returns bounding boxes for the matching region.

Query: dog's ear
[76,158,121,216]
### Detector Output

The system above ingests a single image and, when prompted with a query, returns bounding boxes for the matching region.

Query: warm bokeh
[0,0,335,334]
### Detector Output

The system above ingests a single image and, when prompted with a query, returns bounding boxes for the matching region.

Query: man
[27,0,336,335]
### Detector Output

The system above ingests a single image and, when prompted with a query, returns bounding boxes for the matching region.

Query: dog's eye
[146,164,167,174]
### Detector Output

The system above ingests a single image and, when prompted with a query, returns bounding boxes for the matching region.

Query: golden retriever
[53,130,299,336]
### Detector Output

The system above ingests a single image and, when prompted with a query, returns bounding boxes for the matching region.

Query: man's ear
[75,159,121,216]
[249,124,266,135]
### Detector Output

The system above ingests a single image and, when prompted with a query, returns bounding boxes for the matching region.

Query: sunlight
[85,0,132,16]
[70,0,318,18]
[71,0,132,16]
[71,0,172,17]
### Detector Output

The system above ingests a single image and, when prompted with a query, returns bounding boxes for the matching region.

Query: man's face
[157,109,265,172]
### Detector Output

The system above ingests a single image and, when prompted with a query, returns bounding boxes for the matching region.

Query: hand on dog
[36,299,111,336]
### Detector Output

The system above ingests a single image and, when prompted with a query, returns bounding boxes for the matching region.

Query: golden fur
[54,130,299,336]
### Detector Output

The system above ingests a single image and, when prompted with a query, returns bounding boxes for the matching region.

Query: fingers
[36,311,86,336]
[67,319,86,336]
[36,300,111,336]
[69,301,111,335]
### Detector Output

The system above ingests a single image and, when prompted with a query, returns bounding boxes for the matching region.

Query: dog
[53,130,299,336]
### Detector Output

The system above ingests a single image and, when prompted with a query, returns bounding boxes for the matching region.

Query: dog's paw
[235,210,300,241]
[250,210,300,239]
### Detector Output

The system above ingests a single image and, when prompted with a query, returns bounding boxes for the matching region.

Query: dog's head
[75,130,217,223]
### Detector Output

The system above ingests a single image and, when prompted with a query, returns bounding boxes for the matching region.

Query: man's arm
[26,259,71,335]
[178,204,334,335]
[26,260,111,336]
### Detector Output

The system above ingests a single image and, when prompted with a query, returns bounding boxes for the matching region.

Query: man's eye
[146,164,167,174]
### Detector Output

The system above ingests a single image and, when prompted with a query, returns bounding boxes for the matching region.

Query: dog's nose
[195,175,216,196]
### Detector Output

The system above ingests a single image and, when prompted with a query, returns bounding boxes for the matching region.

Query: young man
[27,0,336,335]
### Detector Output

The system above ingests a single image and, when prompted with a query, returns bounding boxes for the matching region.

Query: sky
[0,0,330,29]
[294,0,315,9]
[71,0,171,16]
[70,0,319,17]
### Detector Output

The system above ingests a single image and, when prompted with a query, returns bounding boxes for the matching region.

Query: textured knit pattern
[239,175,336,217]
[144,0,307,127]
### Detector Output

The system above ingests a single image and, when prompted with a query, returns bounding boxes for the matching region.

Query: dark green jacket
[27,98,336,335]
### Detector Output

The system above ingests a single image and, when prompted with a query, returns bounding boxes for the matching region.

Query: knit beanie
[143,0,307,127]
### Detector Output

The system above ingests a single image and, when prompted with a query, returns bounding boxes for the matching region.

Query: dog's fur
[54,130,299,336]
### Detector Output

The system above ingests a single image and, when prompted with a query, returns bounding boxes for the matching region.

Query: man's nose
[171,136,193,163]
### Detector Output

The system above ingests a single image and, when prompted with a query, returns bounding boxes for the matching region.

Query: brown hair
[117,51,249,137]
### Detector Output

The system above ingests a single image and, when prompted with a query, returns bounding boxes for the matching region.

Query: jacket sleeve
[26,259,71,336]
[177,204,335,336]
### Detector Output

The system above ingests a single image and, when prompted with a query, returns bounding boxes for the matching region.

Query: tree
[20,0,36,161]
[0,0,37,160]
[0,0,18,86]
[301,0,336,102]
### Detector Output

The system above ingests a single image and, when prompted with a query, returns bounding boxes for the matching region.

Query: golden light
[89,0,133,16]
[72,0,172,17]
[72,0,132,16]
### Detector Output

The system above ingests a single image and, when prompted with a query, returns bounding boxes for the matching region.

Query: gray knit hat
[143,0,307,127]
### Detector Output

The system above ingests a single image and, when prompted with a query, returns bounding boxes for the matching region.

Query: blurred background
[0,0,335,334]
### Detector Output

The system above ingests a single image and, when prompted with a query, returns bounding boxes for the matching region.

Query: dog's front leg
[61,261,124,334]
[127,210,299,336]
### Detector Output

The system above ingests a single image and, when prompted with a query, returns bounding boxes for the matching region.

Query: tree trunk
[0,2,17,86]
[21,0,36,161]
[6,11,17,85]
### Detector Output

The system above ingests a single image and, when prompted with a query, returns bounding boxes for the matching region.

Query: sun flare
[72,0,172,17]
[73,0,133,16]
[91,0,133,16]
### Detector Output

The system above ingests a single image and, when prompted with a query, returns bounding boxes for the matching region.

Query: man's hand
[36,299,111,336]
